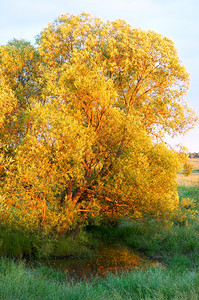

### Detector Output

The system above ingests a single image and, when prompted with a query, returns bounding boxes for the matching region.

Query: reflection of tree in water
[61,246,158,279]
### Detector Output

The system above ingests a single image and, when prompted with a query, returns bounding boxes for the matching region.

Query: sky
[0,0,198,152]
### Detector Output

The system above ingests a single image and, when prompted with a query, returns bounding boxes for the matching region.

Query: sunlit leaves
[0,74,17,127]
[0,13,197,233]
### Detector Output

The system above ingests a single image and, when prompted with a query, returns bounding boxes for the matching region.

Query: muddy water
[43,244,158,279]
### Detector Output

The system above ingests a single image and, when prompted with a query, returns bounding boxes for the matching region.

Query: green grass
[1,258,199,300]
[90,215,199,271]
[53,230,96,258]
[178,185,199,200]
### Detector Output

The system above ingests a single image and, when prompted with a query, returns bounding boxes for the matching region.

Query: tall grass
[0,226,96,259]
[1,258,199,300]
[178,185,199,200]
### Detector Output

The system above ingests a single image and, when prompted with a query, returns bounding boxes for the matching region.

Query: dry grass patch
[177,158,199,187]
[190,158,199,169]
[177,173,199,187]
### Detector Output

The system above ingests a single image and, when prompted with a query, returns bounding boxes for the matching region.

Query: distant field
[190,158,199,169]
[177,158,199,186]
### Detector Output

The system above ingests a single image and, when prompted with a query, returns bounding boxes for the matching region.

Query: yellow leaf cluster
[0,13,198,233]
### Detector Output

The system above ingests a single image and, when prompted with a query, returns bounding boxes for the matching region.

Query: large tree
[0,13,197,233]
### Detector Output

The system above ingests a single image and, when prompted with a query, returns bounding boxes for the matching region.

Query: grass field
[0,158,199,299]
[0,258,199,300]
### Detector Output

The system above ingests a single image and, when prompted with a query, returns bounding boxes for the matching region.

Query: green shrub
[53,230,95,257]
[0,229,32,258]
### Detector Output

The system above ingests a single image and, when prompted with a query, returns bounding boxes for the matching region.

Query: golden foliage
[0,13,197,232]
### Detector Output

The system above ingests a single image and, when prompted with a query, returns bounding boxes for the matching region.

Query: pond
[42,244,159,279]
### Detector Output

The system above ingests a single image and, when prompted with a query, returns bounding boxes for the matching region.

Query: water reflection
[44,245,158,279]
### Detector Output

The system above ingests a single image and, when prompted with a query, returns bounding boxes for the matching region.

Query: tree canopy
[0,13,197,233]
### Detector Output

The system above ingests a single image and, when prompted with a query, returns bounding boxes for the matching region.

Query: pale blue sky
[1,0,198,152]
